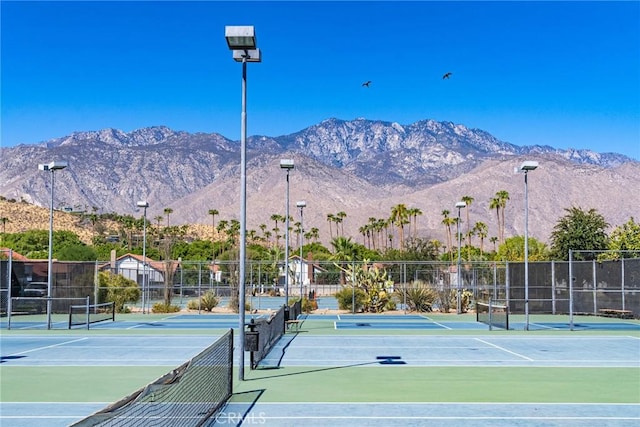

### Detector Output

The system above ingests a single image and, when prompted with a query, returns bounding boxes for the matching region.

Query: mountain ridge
[1,118,637,246]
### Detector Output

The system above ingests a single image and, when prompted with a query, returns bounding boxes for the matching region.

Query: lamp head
[137,201,149,208]
[39,160,68,171]
[519,160,539,171]
[296,200,306,208]
[455,201,466,209]
[225,26,257,50]
[280,159,295,170]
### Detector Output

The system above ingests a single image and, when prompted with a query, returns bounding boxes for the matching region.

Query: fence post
[569,250,574,331]
[621,258,626,311]
[592,259,597,315]
[551,260,556,315]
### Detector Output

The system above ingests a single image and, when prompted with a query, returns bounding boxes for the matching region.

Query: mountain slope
[0,118,637,245]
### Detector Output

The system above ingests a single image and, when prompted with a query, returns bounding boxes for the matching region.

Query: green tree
[605,217,640,258]
[496,235,549,261]
[97,271,140,312]
[550,207,609,260]
[57,244,98,261]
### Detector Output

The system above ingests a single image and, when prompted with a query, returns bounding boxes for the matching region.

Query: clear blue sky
[2,1,639,159]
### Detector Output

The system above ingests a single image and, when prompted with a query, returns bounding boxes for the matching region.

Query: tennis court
[1,310,639,426]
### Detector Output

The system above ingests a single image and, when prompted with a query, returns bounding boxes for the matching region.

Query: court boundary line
[7,337,88,356]
[474,338,534,361]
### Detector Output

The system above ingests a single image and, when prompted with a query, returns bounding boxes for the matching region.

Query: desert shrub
[187,291,219,312]
[152,302,180,313]
[398,282,438,312]
[301,297,318,313]
[335,287,367,312]
[449,289,474,313]
[227,294,251,313]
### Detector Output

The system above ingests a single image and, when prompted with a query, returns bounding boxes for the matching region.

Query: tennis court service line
[8,337,88,356]
[475,338,534,361]
[422,316,452,330]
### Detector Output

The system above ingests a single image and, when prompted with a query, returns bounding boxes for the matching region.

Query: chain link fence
[2,256,639,322]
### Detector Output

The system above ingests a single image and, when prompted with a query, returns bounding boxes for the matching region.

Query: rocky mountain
[1,118,638,246]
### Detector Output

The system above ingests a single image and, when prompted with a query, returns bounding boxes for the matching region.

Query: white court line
[426,319,452,330]
[475,338,534,361]
[8,337,88,356]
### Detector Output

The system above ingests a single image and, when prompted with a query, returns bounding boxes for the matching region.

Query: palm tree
[308,227,320,242]
[154,215,163,231]
[408,207,423,240]
[489,236,499,253]
[208,209,219,258]
[336,211,347,236]
[474,221,488,257]
[163,208,173,228]
[271,214,283,247]
[489,196,501,243]
[461,196,474,247]
[326,213,335,240]
[390,204,410,250]
[0,217,9,234]
[330,236,356,285]
[496,190,510,243]
[441,209,455,264]
[217,219,229,242]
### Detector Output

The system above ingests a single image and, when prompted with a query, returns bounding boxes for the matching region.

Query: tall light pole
[519,160,538,330]
[455,201,466,314]
[296,200,306,300]
[137,201,149,314]
[38,160,68,330]
[226,25,261,381]
[280,159,294,309]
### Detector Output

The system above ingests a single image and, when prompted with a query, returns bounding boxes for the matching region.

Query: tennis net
[476,300,509,330]
[69,301,115,329]
[246,304,286,369]
[71,329,234,427]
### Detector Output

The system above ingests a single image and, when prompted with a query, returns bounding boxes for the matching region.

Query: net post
[488,299,493,331]
[85,296,90,330]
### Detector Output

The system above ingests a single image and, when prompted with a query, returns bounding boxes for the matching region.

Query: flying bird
[442,72,452,79]
[362,80,372,87]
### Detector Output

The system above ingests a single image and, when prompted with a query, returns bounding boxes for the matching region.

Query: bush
[152,302,181,313]
[335,287,367,312]
[302,297,318,313]
[187,291,219,312]
[398,282,438,312]
[97,271,140,313]
[449,289,474,313]
[227,294,251,313]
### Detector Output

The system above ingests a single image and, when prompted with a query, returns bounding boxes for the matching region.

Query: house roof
[98,253,180,274]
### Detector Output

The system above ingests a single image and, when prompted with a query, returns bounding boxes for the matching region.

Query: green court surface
[1,311,639,426]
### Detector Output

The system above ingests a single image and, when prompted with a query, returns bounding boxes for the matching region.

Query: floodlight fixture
[280,159,295,169]
[455,201,467,209]
[136,200,149,208]
[296,200,307,208]
[519,161,539,171]
[225,26,257,50]
[38,160,68,171]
